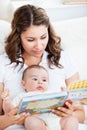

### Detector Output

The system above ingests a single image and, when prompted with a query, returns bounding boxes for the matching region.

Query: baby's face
[22,68,49,92]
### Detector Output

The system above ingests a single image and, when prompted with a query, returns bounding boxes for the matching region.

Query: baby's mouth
[37,86,43,90]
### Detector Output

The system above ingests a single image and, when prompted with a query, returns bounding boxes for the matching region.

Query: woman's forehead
[22,25,48,36]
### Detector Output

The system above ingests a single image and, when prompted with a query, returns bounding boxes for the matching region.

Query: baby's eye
[32,78,38,81]
[42,79,47,82]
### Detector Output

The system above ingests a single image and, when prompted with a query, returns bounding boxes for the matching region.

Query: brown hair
[22,65,48,80]
[5,4,62,68]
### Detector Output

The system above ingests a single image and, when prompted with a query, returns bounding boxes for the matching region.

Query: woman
[0,4,85,129]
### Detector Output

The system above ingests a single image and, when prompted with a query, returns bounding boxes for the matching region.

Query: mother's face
[20,25,49,58]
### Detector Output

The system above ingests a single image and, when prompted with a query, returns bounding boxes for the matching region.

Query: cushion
[0,0,13,21]
[52,17,87,80]
[0,20,11,54]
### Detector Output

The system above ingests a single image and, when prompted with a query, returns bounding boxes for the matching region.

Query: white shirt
[0,50,78,99]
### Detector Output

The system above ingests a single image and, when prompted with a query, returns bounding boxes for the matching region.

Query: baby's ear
[21,80,26,89]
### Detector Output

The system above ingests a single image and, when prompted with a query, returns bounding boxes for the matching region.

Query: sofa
[0,17,87,129]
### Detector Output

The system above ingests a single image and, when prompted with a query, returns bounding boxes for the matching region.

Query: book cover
[67,88,87,105]
[18,91,68,114]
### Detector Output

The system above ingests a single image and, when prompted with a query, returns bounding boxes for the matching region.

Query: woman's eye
[27,39,34,42]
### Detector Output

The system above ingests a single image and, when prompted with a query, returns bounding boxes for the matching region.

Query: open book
[68,88,87,105]
[18,91,68,114]
[67,80,87,105]
[18,87,87,114]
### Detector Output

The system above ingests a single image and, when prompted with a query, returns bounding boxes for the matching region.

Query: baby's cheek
[30,82,37,89]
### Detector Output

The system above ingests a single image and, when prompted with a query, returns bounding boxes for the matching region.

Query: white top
[12,91,44,107]
[0,50,78,99]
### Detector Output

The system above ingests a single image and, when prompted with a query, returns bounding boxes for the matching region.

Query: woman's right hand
[0,107,29,130]
[7,107,29,125]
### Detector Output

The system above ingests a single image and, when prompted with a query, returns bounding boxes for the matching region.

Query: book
[67,88,87,105]
[18,91,68,114]
[67,80,87,105]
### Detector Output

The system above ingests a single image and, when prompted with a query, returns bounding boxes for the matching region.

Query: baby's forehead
[27,68,47,75]
[27,67,47,72]
[25,68,48,78]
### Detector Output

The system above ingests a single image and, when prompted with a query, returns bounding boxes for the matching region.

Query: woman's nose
[35,40,43,49]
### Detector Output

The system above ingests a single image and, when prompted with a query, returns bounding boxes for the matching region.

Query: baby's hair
[22,65,48,80]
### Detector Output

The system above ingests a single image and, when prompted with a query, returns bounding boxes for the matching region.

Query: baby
[2,65,78,130]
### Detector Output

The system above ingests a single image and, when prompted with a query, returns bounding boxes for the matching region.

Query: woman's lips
[33,50,43,54]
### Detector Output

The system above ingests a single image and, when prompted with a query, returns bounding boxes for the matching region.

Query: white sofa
[0,17,87,129]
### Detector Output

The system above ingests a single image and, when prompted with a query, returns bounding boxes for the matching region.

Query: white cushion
[52,17,87,80]
[0,0,13,21]
[0,20,11,54]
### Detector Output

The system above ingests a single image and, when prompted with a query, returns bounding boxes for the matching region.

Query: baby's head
[22,65,49,92]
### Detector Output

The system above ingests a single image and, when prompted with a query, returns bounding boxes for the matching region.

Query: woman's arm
[65,72,85,123]
[0,83,4,114]
[52,72,85,123]
[65,72,80,87]
[73,105,85,123]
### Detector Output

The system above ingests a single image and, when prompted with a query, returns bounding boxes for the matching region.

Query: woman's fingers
[7,107,18,115]
[16,113,30,125]
[51,108,67,117]
[15,113,26,124]
[51,101,74,117]
[64,101,73,111]
[7,107,29,125]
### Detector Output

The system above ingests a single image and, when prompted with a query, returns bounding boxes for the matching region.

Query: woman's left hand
[51,101,74,117]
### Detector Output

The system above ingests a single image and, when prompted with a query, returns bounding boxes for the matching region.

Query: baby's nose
[38,80,43,84]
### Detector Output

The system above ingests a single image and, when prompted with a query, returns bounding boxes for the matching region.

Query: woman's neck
[23,53,42,66]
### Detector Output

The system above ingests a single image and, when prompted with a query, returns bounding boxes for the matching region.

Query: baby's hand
[1,89,10,101]
[1,89,12,113]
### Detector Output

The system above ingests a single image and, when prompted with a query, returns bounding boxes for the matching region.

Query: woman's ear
[21,80,26,89]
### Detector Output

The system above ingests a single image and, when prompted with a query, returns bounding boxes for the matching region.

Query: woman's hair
[5,4,62,68]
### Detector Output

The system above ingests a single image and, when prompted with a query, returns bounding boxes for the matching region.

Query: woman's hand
[7,107,29,125]
[0,107,29,130]
[51,101,74,117]
[51,101,85,123]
